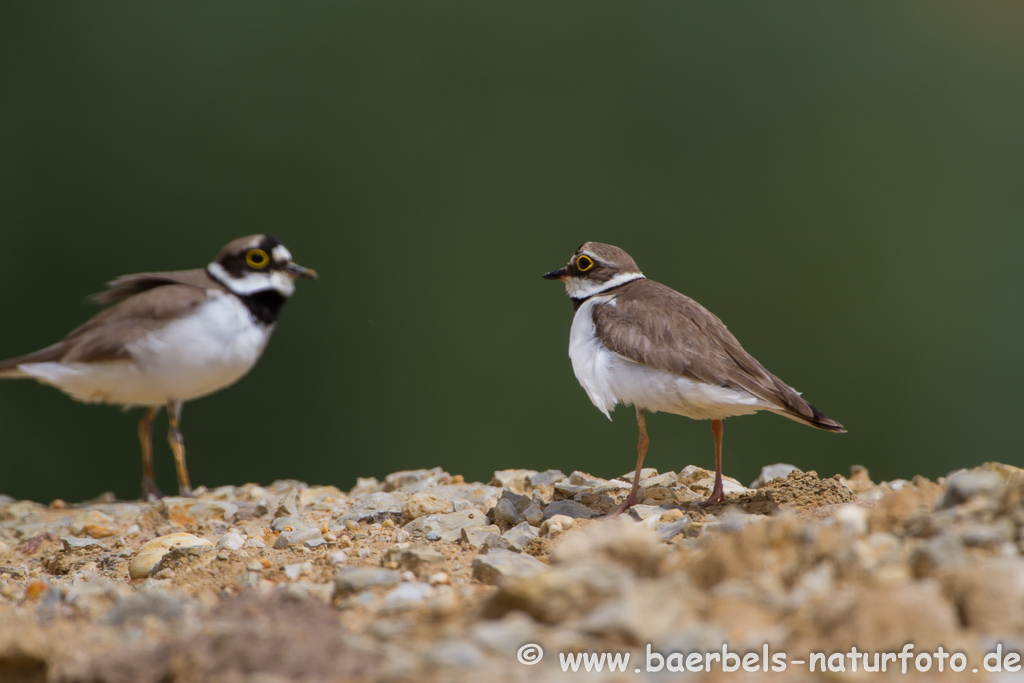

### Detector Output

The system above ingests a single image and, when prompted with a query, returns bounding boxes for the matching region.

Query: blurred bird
[0,235,317,500]
[543,242,844,514]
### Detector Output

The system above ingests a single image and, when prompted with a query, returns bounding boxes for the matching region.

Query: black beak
[542,267,568,280]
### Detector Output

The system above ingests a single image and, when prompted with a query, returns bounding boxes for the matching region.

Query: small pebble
[492,499,518,527]
[471,548,547,585]
[60,536,105,551]
[660,509,685,522]
[128,533,212,580]
[335,567,401,593]
[461,525,500,548]
[273,528,322,549]
[522,504,544,527]
[384,582,433,608]
[483,533,517,553]
[216,533,245,552]
[657,518,690,541]
[749,463,802,489]
[238,572,260,588]
[542,500,594,520]
[271,517,312,533]
[490,469,537,492]
[834,504,868,537]
[283,562,313,581]
[941,471,1003,509]
[539,514,575,537]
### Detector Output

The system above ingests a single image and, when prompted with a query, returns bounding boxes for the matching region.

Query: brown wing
[91,268,226,303]
[591,279,844,431]
[0,285,212,368]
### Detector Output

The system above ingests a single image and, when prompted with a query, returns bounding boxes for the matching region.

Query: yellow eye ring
[246,249,269,269]
[576,255,594,271]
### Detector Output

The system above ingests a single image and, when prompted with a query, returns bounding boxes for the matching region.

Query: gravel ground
[1,462,1023,682]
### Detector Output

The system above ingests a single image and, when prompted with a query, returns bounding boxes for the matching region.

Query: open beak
[285,262,318,280]
[542,267,568,281]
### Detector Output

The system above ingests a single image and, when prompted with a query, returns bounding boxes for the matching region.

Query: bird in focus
[0,235,317,500]
[543,242,844,514]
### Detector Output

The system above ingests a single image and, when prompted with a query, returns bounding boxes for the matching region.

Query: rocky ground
[1,462,1023,682]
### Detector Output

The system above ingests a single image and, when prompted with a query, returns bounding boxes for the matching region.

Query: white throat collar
[208,262,296,298]
[567,271,645,300]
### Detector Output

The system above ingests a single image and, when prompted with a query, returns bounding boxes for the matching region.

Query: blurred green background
[1,3,1022,503]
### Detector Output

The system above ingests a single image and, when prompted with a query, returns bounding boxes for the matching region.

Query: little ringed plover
[0,235,317,500]
[543,241,844,514]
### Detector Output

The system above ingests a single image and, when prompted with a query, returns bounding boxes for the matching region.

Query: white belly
[18,293,272,407]
[568,297,769,421]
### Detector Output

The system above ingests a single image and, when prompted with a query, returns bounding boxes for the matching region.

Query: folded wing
[0,282,214,371]
[591,279,844,432]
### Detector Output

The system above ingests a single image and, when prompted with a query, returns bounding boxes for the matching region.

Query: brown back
[591,278,844,431]
[0,271,221,369]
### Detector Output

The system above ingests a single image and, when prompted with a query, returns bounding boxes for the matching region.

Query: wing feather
[91,269,224,303]
[1,286,212,367]
[591,279,843,430]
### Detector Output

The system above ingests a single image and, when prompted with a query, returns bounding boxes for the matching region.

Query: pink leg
[167,400,193,497]
[697,419,726,506]
[609,407,649,518]
[139,406,164,501]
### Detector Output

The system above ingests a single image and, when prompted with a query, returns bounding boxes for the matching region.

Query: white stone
[216,533,245,552]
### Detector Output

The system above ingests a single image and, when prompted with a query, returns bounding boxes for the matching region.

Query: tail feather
[807,404,846,433]
[772,401,846,433]
[0,341,71,377]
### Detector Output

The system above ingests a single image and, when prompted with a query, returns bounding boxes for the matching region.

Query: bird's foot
[177,485,194,498]
[607,494,639,519]
[142,478,164,502]
[696,478,726,508]
[696,494,726,508]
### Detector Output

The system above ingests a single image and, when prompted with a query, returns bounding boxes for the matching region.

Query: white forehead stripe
[566,271,645,299]
[272,245,292,262]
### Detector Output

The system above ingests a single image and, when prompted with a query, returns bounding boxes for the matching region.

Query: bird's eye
[246,249,270,269]
[576,255,594,272]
